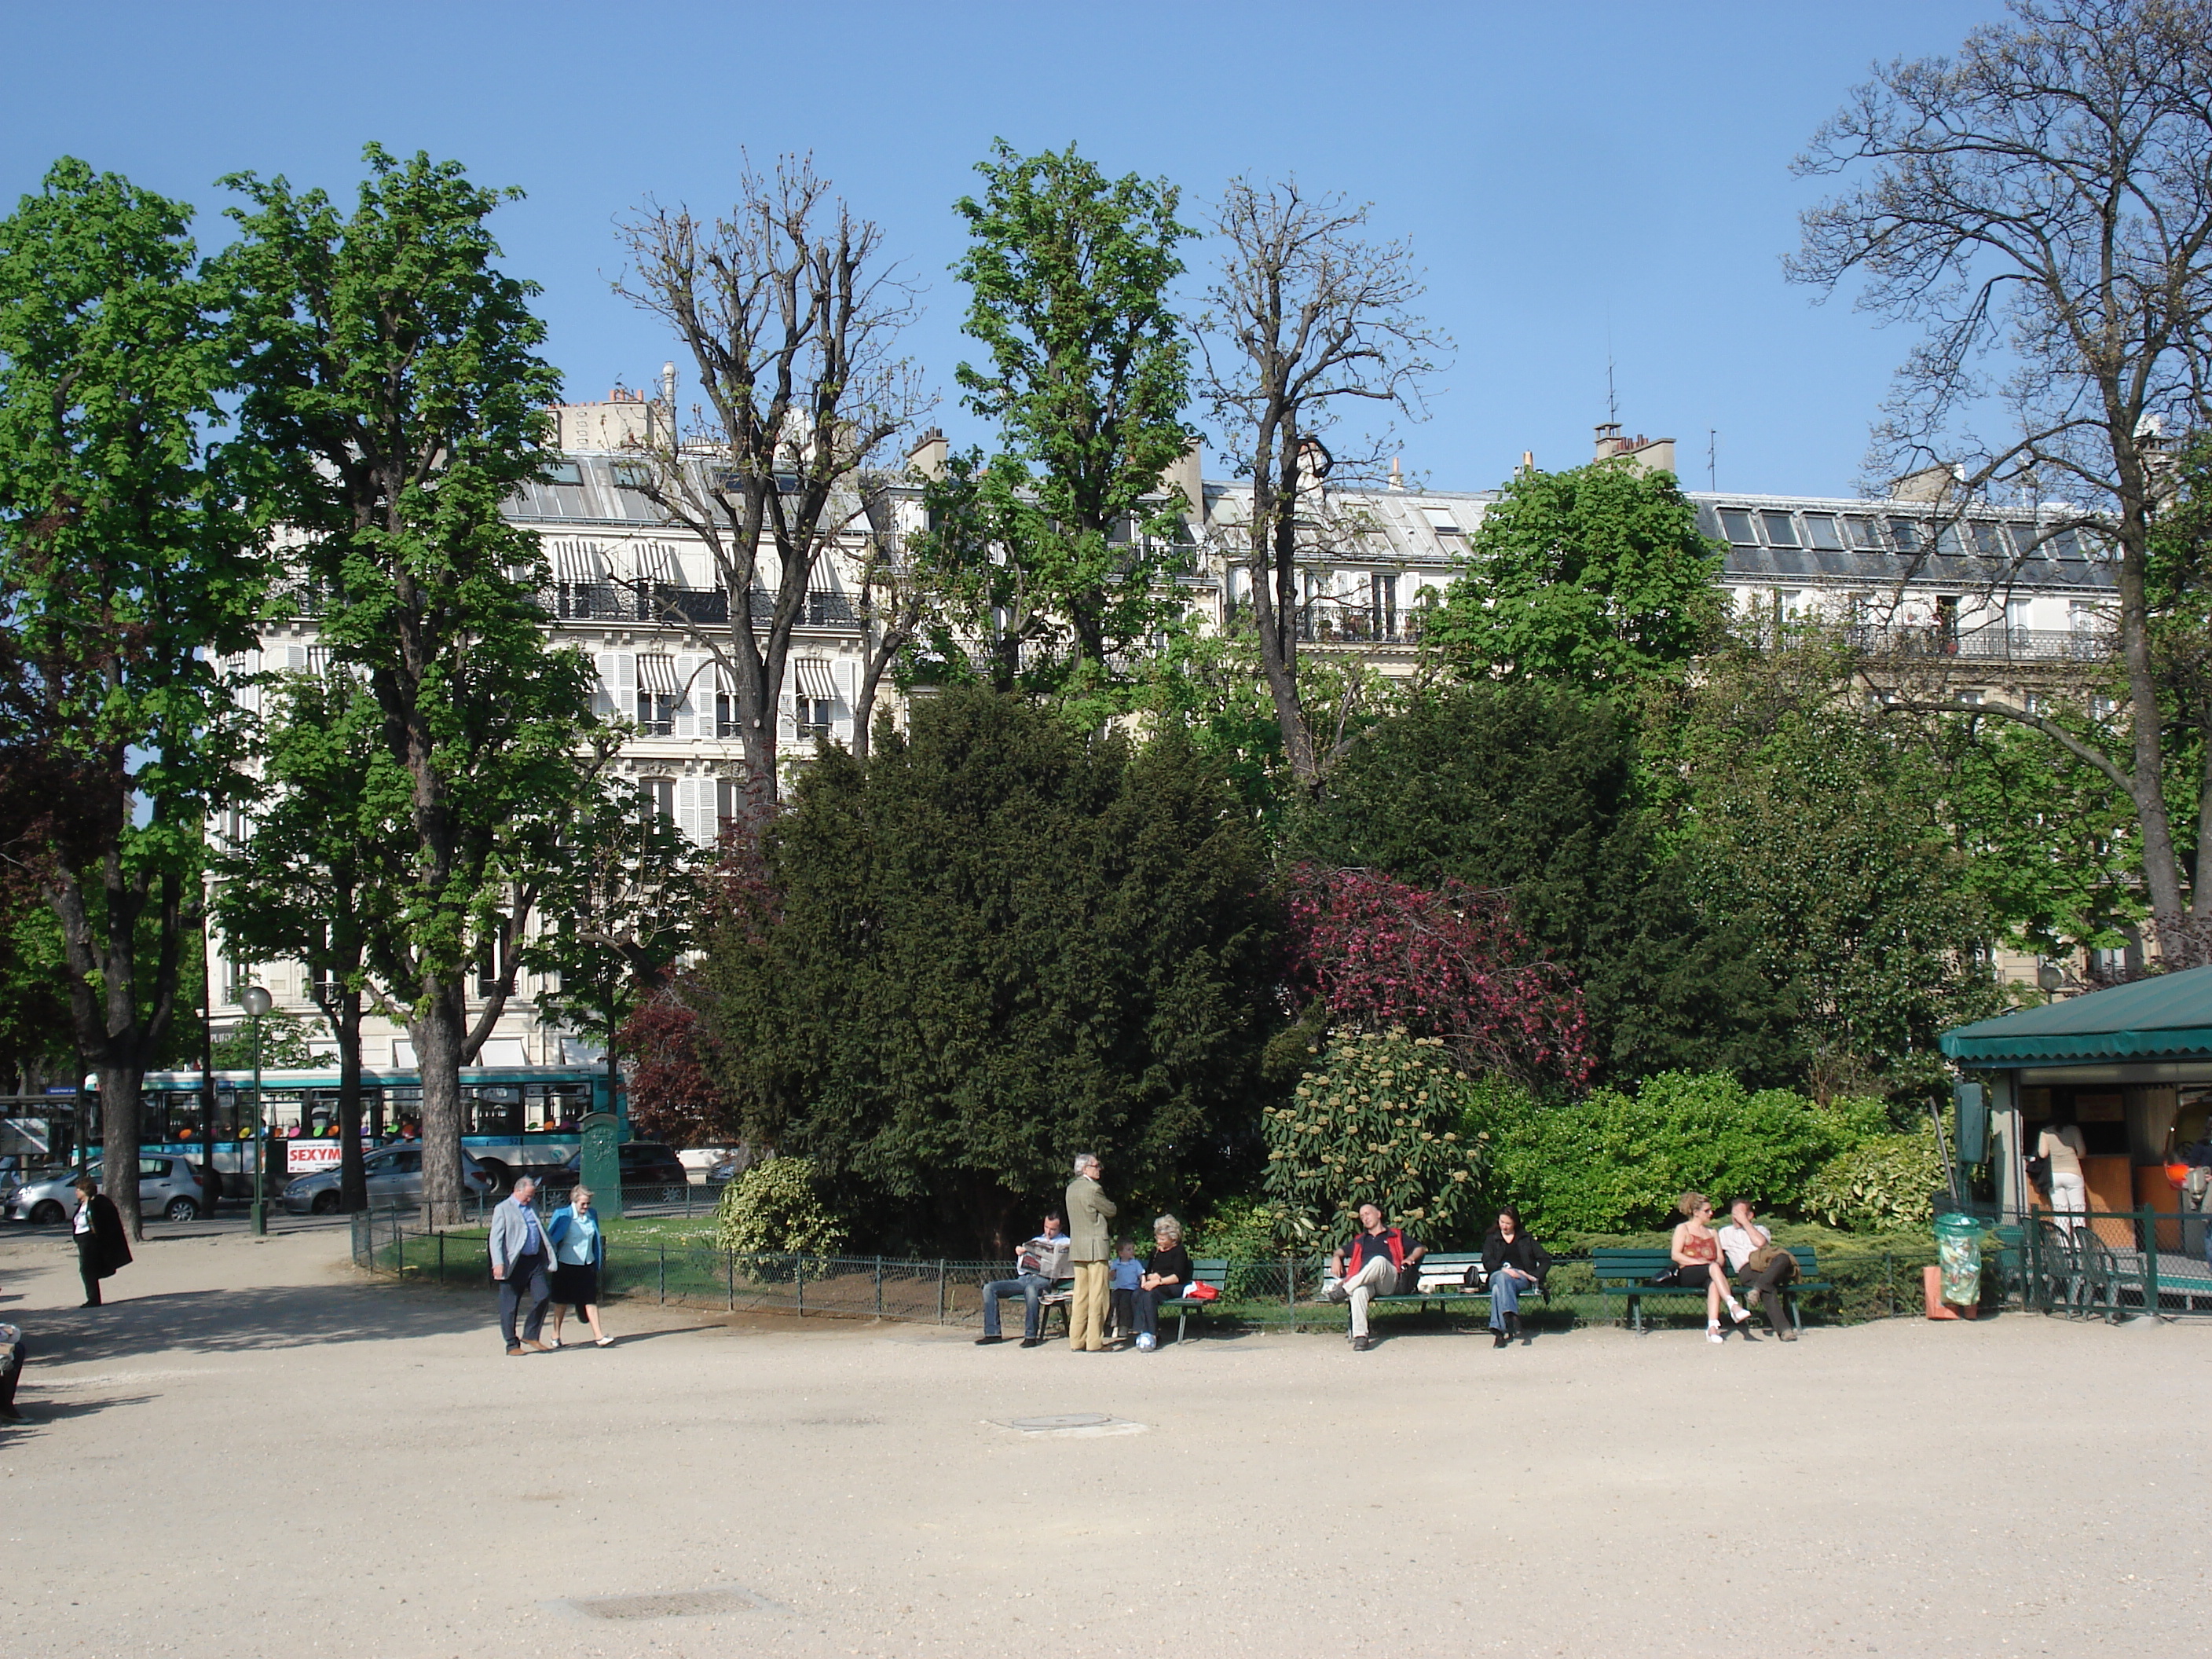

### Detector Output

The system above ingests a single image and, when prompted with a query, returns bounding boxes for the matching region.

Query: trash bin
[1935,1212,1983,1308]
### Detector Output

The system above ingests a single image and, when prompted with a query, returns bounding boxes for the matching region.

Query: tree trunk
[410,977,470,1227]
[97,1064,143,1240]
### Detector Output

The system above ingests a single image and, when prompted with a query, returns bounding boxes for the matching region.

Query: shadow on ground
[23,1282,490,1368]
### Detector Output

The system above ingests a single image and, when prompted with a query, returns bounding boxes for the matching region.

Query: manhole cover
[569,1590,758,1621]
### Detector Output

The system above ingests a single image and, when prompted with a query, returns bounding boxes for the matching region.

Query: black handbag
[2025,1154,2052,1195]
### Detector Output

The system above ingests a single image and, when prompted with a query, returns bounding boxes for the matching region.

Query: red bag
[1184,1281,1220,1302]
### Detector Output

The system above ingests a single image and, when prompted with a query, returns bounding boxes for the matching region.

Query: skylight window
[1804,513,1844,551]
[1842,515,1882,548]
[1419,505,1463,535]
[1760,511,1800,547]
[1888,518,1922,555]
[1971,521,2009,558]
[541,460,584,487]
[1718,509,1758,545]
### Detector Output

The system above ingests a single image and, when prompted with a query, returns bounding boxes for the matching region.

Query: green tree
[701,688,1279,1254]
[1290,683,1800,1084]
[948,141,1197,712]
[0,159,259,1231]
[210,1006,322,1070]
[1661,654,2003,1093]
[1429,457,1723,690]
[219,146,602,1225]
[214,669,401,1210]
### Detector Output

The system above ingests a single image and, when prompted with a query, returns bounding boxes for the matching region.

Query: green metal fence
[348,1210,1994,1331]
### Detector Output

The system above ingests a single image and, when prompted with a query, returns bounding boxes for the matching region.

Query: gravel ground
[2,1221,2204,1658]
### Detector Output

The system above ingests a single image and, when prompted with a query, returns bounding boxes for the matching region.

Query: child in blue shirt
[1108,1239,1144,1342]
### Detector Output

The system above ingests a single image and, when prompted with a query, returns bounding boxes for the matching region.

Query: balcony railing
[1840,624,2113,664]
[541,583,855,629]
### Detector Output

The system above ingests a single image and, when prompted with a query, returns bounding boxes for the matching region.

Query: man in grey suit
[489,1176,553,1355]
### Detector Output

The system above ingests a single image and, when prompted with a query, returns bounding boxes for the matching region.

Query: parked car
[280,1142,493,1214]
[543,1141,690,1201]
[7,1155,219,1225]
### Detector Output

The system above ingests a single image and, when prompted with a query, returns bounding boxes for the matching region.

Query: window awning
[791,657,839,700]
[548,540,606,584]
[635,654,681,694]
[1939,965,2212,1064]
[630,540,679,585]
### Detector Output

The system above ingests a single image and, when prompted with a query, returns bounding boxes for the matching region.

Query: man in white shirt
[976,1212,1071,1348]
[1717,1199,1797,1341]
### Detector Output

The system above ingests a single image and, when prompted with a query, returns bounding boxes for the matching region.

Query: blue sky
[3,1,2009,499]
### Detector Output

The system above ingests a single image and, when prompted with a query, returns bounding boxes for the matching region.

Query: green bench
[1040,1258,1229,1342]
[1320,1251,1536,1330]
[1592,1246,1829,1334]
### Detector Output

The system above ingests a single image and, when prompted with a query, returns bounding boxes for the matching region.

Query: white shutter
[675,653,700,737]
[679,777,711,847]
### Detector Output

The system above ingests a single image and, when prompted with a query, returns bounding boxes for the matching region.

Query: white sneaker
[1706,1324,1724,1344]
[1136,1333,1155,1352]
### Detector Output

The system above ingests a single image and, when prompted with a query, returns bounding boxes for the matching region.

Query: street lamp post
[240,986,273,1236]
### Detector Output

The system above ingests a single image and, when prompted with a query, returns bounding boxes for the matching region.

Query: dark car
[544,1141,690,1202]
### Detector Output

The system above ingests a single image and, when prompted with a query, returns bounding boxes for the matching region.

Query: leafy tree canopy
[1428,458,1723,690]
[1289,683,1800,1085]
[699,688,1279,1253]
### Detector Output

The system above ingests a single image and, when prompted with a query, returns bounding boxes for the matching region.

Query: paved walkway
[2,1221,2205,1657]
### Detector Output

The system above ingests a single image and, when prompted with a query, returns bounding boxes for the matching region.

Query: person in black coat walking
[72,1177,132,1308]
[1482,1208,1551,1348]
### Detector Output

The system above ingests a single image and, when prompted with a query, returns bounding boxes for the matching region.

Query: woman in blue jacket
[546,1187,613,1348]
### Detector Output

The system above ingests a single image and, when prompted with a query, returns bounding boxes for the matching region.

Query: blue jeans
[1133,1284,1180,1339]
[981,1273,1050,1339]
[1489,1269,1537,1330]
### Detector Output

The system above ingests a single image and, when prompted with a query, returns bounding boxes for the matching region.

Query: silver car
[5,1155,217,1225]
[280,1143,492,1214]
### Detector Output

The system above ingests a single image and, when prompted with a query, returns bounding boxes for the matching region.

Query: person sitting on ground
[1716,1197,1797,1342]
[1317,1202,1426,1352]
[1131,1216,1193,1353]
[975,1211,1071,1348]
[1108,1239,1143,1342]
[1672,1191,1752,1343]
[1482,1207,1552,1349]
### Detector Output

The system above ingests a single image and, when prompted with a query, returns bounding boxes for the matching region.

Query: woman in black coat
[1482,1208,1551,1349]
[72,1177,132,1308]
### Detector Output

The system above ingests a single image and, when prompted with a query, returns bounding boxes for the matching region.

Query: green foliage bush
[1260,1027,1488,1249]
[712,1156,848,1257]
[1478,1070,1892,1236]
[1803,1122,1946,1232]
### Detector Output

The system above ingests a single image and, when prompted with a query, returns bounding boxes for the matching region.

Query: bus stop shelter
[1940,966,2212,1300]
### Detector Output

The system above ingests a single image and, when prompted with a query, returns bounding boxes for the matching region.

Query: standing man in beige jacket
[1064,1153,1117,1353]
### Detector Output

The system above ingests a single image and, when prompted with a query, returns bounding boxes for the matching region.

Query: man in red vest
[1317,1202,1426,1352]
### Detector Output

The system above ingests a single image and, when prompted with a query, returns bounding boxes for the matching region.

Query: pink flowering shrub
[1281,862,1591,1087]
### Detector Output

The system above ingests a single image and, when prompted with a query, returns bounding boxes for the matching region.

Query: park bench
[1038,1259,1230,1343]
[1319,1251,1537,1331]
[1592,1246,1829,1334]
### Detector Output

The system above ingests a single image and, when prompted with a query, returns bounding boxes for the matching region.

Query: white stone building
[212,405,2115,1059]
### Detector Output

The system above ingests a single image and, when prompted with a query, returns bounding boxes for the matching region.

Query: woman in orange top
[1672,1191,1751,1343]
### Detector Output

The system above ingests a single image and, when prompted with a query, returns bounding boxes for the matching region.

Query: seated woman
[1482,1207,1552,1348]
[1131,1214,1192,1352]
[1672,1191,1752,1343]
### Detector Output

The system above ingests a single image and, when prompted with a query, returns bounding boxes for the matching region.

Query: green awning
[1940,965,2212,1064]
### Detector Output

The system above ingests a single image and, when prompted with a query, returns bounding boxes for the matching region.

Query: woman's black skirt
[549,1262,599,1313]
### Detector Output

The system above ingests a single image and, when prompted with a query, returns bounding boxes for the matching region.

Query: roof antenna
[1707,428,1717,492]
[1605,306,1618,427]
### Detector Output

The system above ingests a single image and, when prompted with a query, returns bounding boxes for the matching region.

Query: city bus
[101,1064,628,1194]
